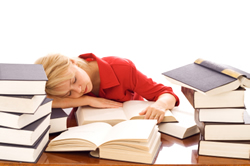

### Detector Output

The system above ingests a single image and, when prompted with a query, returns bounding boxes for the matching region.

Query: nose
[73,84,82,93]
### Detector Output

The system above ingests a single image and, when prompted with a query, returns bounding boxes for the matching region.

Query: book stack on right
[162,58,250,159]
[0,63,52,163]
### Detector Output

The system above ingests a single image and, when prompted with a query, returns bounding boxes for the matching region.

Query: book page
[122,100,177,122]
[122,100,154,120]
[100,120,157,145]
[76,106,127,125]
[51,122,112,147]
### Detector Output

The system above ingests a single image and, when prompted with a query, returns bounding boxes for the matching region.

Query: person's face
[55,61,93,98]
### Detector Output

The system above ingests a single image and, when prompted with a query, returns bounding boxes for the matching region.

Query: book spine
[194,58,241,79]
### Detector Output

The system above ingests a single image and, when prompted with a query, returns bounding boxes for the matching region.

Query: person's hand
[88,96,123,108]
[139,102,166,124]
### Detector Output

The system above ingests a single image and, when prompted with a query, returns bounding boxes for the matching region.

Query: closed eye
[73,76,77,83]
[67,91,72,97]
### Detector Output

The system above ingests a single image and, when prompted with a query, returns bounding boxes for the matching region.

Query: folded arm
[48,95,123,109]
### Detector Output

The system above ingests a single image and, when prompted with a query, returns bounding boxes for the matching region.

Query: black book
[162,58,250,95]
[0,126,50,163]
[0,63,47,95]
[0,114,50,146]
[0,98,52,129]
[49,108,68,134]
[0,94,47,114]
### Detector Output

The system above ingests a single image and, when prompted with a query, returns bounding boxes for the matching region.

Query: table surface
[1,111,250,166]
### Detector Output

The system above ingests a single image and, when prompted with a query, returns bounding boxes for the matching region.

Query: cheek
[79,72,91,84]
[69,93,83,99]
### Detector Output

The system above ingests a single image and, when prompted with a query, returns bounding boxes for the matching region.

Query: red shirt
[79,53,179,106]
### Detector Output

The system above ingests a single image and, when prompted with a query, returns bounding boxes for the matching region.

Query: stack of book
[162,58,250,159]
[0,63,52,163]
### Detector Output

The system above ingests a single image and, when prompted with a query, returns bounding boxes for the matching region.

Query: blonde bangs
[35,53,90,97]
[35,53,73,96]
[46,70,74,96]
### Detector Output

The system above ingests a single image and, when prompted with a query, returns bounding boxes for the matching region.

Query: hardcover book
[49,108,68,134]
[0,98,52,129]
[0,94,47,113]
[0,127,50,163]
[0,114,50,146]
[181,86,245,108]
[158,96,200,139]
[199,136,250,159]
[0,63,47,95]
[198,107,246,123]
[203,123,250,141]
[162,58,250,95]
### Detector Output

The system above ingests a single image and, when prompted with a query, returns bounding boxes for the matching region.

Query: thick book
[76,100,177,126]
[158,99,200,139]
[198,137,250,159]
[0,63,47,95]
[0,97,52,129]
[0,114,50,146]
[203,123,250,141]
[181,86,245,108]
[0,127,50,163]
[198,107,247,123]
[46,120,161,164]
[49,108,68,134]
[0,94,47,114]
[162,58,250,95]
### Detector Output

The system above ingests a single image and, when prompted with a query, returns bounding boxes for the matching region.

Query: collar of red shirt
[78,53,120,90]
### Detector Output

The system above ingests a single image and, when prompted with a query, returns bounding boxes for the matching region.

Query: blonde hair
[35,53,89,96]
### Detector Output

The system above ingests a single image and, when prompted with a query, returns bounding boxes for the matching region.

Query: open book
[76,100,177,126]
[163,58,250,95]
[46,120,161,164]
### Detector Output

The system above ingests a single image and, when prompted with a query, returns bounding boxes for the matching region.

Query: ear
[69,58,77,64]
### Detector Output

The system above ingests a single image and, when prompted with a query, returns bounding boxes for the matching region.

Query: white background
[0,0,249,86]
[0,1,250,160]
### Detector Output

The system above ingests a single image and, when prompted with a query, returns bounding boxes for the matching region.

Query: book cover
[181,86,245,108]
[0,126,50,163]
[0,97,52,129]
[0,63,48,94]
[162,58,250,95]
[158,107,200,139]
[0,63,47,81]
[0,94,48,114]
[49,108,68,134]
[0,114,51,145]
[198,137,250,159]
[204,123,250,141]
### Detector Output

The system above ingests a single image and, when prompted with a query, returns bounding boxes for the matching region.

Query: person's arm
[48,95,123,109]
[139,93,176,124]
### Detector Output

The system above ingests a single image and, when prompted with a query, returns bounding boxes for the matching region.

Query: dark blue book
[162,58,250,95]
[0,63,47,95]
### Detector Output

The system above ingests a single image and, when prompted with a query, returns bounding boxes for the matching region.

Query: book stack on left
[162,58,250,159]
[0,63,52,163]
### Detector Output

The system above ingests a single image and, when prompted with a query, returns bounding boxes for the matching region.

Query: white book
[76,100,177,126]
[46,120,161,164]
[0,98,52,129]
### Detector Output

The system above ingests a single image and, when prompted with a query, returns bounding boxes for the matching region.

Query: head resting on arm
[34,53,89,97]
